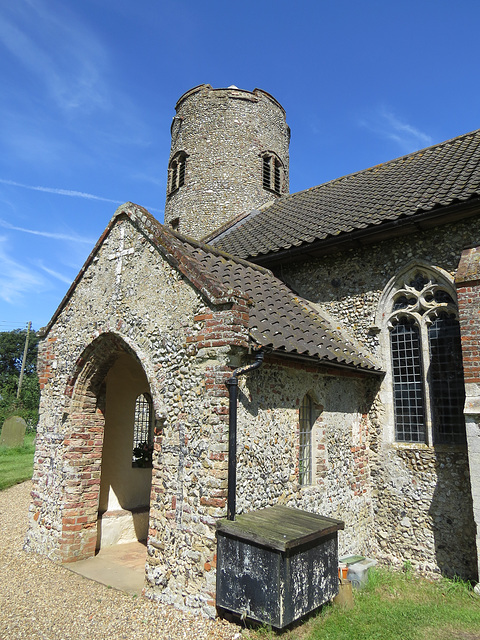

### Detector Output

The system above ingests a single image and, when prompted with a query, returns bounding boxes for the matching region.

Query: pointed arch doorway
[97,351,153,550]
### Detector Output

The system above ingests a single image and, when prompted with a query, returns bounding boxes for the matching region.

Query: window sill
[392,442,467,452]
[262,186,281,197]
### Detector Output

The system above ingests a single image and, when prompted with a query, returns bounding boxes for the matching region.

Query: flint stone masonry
[234,360,376,558]
[279,219,478,579]
[25,205,385,616]
[27,83,480,622]
[279,218,480,354]
[164,84,290,238]
[25,211,249,616]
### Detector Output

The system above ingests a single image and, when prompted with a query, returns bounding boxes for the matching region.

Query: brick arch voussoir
[59,331,152,562]
[66,332,144,410]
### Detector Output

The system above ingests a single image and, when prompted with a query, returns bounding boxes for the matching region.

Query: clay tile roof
[42,202,381,373]
[209,128,480,260]
[171,233,381,373]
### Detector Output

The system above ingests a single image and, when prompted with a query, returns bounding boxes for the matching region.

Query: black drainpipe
[225,349,264,521]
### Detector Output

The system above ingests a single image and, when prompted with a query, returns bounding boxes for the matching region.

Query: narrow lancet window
[299,395,313,485]
[132,393,153,467]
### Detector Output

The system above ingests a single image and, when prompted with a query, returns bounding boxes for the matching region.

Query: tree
[0,328,40,429]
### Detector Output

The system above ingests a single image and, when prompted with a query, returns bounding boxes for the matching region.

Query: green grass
[0,431,36,490]
[246,568,480,640]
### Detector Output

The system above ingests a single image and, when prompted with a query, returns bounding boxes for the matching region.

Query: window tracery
[387,268,465,445]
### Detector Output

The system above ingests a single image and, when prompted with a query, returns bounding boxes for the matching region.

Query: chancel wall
[277,217,479,578]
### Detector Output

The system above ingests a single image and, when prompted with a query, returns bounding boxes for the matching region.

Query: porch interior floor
[63,540,147,596]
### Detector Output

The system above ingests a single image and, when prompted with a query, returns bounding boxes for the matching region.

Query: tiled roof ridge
[292,127,480,197]
[201,210,251,243]
[207,128,480,249]
[41,201,381,373]
[202,200,277,244]
[149,209,381,371]
[211,127,480,260]
[122,203,259,306]
[165,221,274,276]
[42,202,258,334]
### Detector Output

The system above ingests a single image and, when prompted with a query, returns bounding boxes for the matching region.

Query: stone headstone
[0,416,27,447]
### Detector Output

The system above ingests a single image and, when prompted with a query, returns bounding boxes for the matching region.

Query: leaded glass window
[388,269,465,445]
[132,393,153,467]
[428,313,465,444]
[391,317,425,442]
[299,395,313,485]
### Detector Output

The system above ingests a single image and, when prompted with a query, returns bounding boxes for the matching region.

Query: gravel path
[0,482,241,640]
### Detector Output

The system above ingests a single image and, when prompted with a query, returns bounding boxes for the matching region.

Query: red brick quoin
[456,246,480,385]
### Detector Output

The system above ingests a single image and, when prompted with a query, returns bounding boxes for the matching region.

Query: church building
[25,84,480,617]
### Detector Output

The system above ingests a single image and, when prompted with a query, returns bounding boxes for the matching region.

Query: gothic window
[261,152,283,196]
[387,269,465,445]
[299,394,314,485]
[167,151,187,195]
[132,393,153,467]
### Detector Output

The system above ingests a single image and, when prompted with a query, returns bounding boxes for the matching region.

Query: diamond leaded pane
[391,318,425,442]
[428,314,466,444]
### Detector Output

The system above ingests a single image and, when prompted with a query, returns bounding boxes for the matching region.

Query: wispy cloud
[359,106,433,153]
[0,178,162,215]
[0,2,109,112]
[0,178,123,206]
[0,218,95,245]
[0,235,45,304]
[37,261,73,285]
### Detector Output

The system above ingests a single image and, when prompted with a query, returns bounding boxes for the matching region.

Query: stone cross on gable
[108,225,134,285]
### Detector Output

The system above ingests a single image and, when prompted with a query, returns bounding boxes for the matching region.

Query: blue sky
[0,0,479,332]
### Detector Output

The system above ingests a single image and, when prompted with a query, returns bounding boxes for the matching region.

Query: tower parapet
[164,84,290,239]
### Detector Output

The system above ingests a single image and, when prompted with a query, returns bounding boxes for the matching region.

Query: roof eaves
[262,348,384,376]
[251,195,480,267]
[167,225,274,277]
[202,199,278,245]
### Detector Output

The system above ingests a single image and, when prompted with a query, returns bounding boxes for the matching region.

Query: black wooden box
[216,505,344,628]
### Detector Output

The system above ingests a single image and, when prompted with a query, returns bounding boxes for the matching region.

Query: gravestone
[0,416,27,447]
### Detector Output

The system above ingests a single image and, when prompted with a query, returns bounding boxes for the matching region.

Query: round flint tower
[164,84,290,240]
